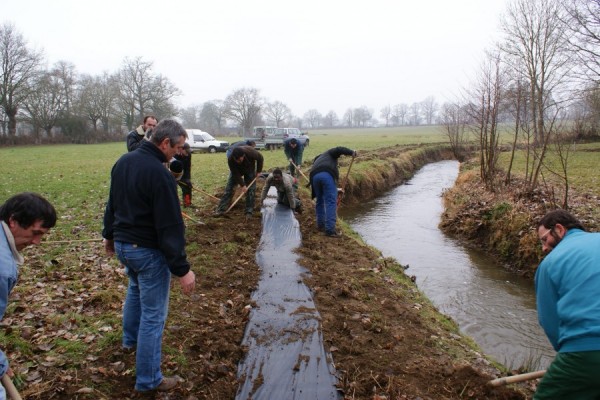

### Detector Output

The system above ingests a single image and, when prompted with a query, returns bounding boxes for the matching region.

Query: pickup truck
[244,126,310,150]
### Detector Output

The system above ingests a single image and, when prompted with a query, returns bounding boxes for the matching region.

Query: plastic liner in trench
[235,189,340,400]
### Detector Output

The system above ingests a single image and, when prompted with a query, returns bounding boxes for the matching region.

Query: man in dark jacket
[126,115,158,152]
[283,138,304,177]
[215,146,263,217]
[103,119,195,393]
[174,143,193,207]
[309,146,356,237]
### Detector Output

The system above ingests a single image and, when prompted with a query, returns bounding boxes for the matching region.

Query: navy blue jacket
[103,141,190,277]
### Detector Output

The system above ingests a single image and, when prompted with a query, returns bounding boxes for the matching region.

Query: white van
[185,129,229,153]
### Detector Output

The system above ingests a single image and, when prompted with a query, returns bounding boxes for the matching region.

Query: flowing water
[341,160,555,369]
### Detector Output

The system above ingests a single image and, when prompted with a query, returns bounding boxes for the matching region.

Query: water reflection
[341,160,555,369]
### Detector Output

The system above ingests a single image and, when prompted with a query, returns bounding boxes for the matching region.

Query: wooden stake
[487,369,546,387]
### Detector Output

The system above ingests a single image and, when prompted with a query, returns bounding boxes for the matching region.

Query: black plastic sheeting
[235,189,341,400]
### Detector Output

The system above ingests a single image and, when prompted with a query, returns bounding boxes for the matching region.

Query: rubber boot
[184,194,192,208]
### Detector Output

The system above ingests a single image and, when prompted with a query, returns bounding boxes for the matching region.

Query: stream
[340,160,555,370]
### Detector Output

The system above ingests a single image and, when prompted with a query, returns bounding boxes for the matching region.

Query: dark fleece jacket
[227,146,264,186]
[308,146,355,198]
[102,141,190,277]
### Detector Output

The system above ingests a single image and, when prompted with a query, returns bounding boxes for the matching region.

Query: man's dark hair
[538,209,586,232]
[272,168,283,177]
[143,115,158,124]
[0,192,57,228]
[231,147,245,159]
[290,138,298,145]
[245,140,256,147]
[151,119,187,148]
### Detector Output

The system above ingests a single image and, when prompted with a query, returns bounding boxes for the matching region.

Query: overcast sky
[3,0,509,119]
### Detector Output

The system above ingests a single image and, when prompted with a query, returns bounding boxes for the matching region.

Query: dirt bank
[10,145,532,399]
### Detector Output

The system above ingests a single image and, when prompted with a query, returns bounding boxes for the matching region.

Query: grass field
[1,126,598,248]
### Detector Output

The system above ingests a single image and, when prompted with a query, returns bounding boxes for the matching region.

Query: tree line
[440,0,599,208]
[0,22,446,144]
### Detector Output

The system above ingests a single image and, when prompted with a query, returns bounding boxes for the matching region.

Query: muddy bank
[439,164,600,277]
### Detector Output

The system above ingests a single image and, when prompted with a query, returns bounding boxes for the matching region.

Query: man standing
[215,146,263,217]
[174,143,193,207]
[260,168,302,213]
[0,193,56,398]
[226,139,256,158]
[283,138,304,177]
[126,115,158,152]
[309,147,356,237]
[103,119,196,393]
[534,209,600,399]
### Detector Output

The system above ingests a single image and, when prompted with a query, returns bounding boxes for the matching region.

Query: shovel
[289,160,309,181]
[337,154,356,207]
[487,369,546,387]
[178,181,220,202]
[1,375,23,400]
[226,176,258,213]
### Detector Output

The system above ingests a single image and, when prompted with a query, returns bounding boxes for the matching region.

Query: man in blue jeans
[534,209,600,399]
[103,119,196,393]
[308,147,356,237]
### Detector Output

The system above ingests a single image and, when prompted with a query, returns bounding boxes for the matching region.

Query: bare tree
[199,100,226,134]
[391,103,408,126]
[322,110,339,128]
[409,102,421,125]
[303,109,322,128]
[21,71,65,141]
[0,23,43,140]
[465,50,506,189]
[421,96,438,125]
[264,100,291,127]
[343,108,354,127]
[179,105,201,129]
[562,0,600,84]
[78,72,118,131]
[440,101,469,161]
[116,57,180,129]
[353,106,373,127]
[51,60,77,115]
[223,88,262,135]
[501,0,571,189]
[380,105,391,127]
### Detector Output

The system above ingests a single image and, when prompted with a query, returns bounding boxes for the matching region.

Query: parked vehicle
[244,126,310,150]
[185,129,229,153]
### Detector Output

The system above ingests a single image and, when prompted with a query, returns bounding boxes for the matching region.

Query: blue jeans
[115,242,171,392]
[216,172,257,214]
[313,172,337,234]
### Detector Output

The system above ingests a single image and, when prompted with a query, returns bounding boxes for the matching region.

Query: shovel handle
[1,374,23,400]
[487,369,546,387]
[226,176,258,213]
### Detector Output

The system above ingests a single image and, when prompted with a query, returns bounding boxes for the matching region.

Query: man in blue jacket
[103,119,196,393]
[0,193,56,399]
[308,147,356,237]
[534,209,600,399]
